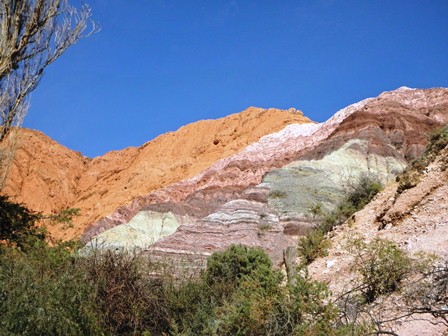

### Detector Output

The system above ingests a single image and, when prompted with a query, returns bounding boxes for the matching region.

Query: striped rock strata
[83,87,448,264]
[2,107,309,240]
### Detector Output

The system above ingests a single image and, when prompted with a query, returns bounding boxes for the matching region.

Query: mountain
[75,87,448,265]
[2,107,310,240]
[3,88,448,261]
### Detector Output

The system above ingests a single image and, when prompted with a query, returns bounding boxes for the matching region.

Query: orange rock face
[2,107,311,239]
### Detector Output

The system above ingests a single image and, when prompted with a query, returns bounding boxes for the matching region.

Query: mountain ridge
[1,106,311,239]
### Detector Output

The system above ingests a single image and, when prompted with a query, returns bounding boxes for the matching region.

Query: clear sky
[23,0,448,158]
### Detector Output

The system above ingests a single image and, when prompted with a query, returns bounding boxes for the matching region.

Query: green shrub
[215,266,367,336]
[204,244,282,290]
[424,124,448,160]
[345,174,383,211]
[298,229,331,265]
[164,278,218,335]
[80,250,170,336]
[166,245,364,335]
[268,190,287,199]
[300,175,382,266]
[213,258,354,336]
[0,195,45,250]
[0,245,102,336]
[0,240,373,335]
[348,238,411,303]
[396,169,420,194]
[43,207,81,228]
[0,243,172,336]
[313,174,383,233]
[166,245,284,335]
[397,124,448,194]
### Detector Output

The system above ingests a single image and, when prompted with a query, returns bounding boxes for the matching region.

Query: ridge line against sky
[23,0,448,158]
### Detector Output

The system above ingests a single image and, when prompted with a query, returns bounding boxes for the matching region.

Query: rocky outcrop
[2,107,310,239]
[83,87,448,265]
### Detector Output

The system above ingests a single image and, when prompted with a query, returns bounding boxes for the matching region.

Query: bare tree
[0,0,97,188]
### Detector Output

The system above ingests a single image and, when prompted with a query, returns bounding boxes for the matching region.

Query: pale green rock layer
[83,211,181,251]
[264,139,407,219]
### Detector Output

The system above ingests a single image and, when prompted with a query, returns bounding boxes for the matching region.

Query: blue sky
[24,0,448,158]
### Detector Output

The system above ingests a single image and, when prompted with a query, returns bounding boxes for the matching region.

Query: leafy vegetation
[298,228,330,265]
[0,214,365,336]
[298,174,383,265]
[0,243,102,336]
[0,195,81,251]
[173,245,362,336]
[335,238,447,334]
[43,207,81,228]
[0,195,45,250]
[2,196,446,335]
[268,190,287,199]
[81,250,170,336]
[347,238,412,303]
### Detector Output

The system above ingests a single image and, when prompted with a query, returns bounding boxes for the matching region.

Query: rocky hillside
[78,87,448,267]
[308,125,448,335]
[2,107,310,239]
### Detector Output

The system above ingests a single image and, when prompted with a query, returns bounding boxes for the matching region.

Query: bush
[345,174,383,210]
[0,242,172,336]
[0,236,380,336]
[348,238,411,303]
[43,207,81,228]
[424,124,448,161]
[0,244,102,336]
[0,195,45,249]
[166,245,284,334]
[298,229,331,265]
[268,190,287,199]
[317,174,383,232]
[165,244,363,335]
[397,124,448,194]
[215,266,367,336]
[164,277,218,335]
[211,253,354,336]
[80,250,170,335]
[204,244,281,289]
[299,175,382,265]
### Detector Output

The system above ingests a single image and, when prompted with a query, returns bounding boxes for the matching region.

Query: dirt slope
[2,107,310,239]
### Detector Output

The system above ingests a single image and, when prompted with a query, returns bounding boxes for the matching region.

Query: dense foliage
[0,195,45,249]
[0,222,365,336]
[0,242,102,335]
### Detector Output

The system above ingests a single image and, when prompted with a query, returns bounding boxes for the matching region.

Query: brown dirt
[2,107,311,240]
